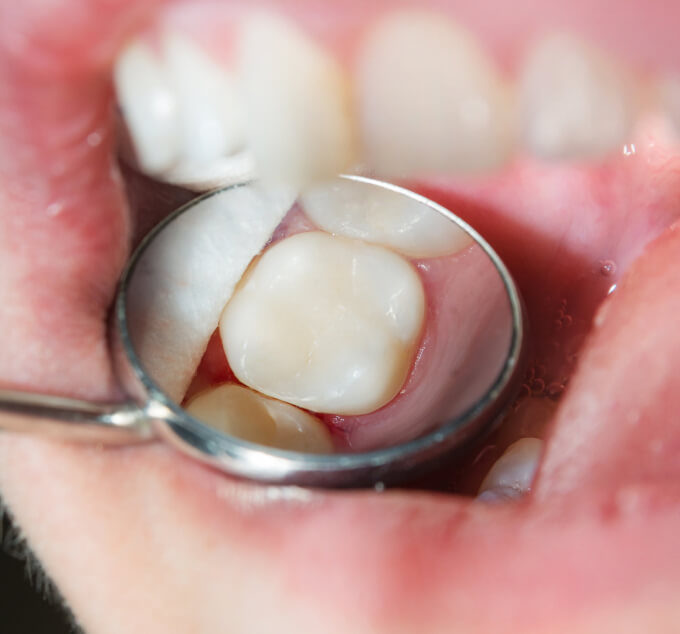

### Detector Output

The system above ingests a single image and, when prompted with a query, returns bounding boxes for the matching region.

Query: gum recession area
[1,2,680,634]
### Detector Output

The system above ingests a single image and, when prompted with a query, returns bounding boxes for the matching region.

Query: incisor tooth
[114,39,180,174]
[221,232,425,415]
[519,33,638,159]
[478,437,543,499]
[301,179,473,258]
[186,384,333,453]
[162,32,246,166]
[238,12,357,185]
[356,10,514,176]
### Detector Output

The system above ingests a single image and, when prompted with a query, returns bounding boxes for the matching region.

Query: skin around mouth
[1,1,680,633]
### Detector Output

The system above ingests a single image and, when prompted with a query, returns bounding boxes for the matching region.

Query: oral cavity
[130,175,513,455]
[113,7,680,188]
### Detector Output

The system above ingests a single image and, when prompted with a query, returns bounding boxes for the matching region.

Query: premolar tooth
[518,33,638,159]
[221,232,425,415]
[478,438,543,500]
[356,10,514,176]
[114,39,180,174]
[162,32,246,166]
[186,384,333,453]
[301,179,473,258]
[238,12,357,185]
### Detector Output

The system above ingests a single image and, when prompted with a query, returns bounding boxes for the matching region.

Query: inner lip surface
[2,0,680,632]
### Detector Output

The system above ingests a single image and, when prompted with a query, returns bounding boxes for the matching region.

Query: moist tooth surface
[220,231,426,416]
[185,383,334,453]
[301,179,474,258]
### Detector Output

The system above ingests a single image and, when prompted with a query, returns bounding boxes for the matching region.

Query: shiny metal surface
[0,176,526,488]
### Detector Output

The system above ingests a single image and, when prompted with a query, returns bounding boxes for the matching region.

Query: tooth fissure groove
[220,231,425,415]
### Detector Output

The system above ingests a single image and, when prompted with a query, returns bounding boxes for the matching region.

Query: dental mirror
[0,175,525,488]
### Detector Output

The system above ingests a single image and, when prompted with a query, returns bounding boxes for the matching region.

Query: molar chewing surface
[220,231,425,416]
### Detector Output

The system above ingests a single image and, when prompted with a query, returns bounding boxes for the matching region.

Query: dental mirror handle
[0,389,152,444]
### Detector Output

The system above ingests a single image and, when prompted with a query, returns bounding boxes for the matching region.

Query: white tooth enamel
[186,384,333,453]
[161,153,256,193]
[478,438,543,498]
[128,184,296,403]
[301,179,473,258]
[356,10,514,175]
[163,32,246,166]
[238,12,356,185]
[114,39,180,174]
[221,232,425,415]
[518,33,638,159]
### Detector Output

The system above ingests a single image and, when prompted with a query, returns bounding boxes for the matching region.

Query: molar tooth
[114,39,180,174]
[186,384,333,453]
[162,32,246,166]
[518,33,638,160]
[301,179,473,258]
[356,10,514,176]
[238,12,356,185]
[478,438,543,500]
[220,232,425,416]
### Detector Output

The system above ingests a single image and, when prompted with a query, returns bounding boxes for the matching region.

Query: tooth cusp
[186,383,334,453]
[220,231,425,415]
[301,179,474,258]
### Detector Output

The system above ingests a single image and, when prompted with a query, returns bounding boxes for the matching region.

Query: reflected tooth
[186,384,333,453]
[301,179,473,258]
[238,12,356,185]
[114,39,180,174]
[519,33,638,159]
[221,232,425,415]
[162,32,246,166]
[356,10,514,176]
[128,184,296,403]
[478,438,543,500]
